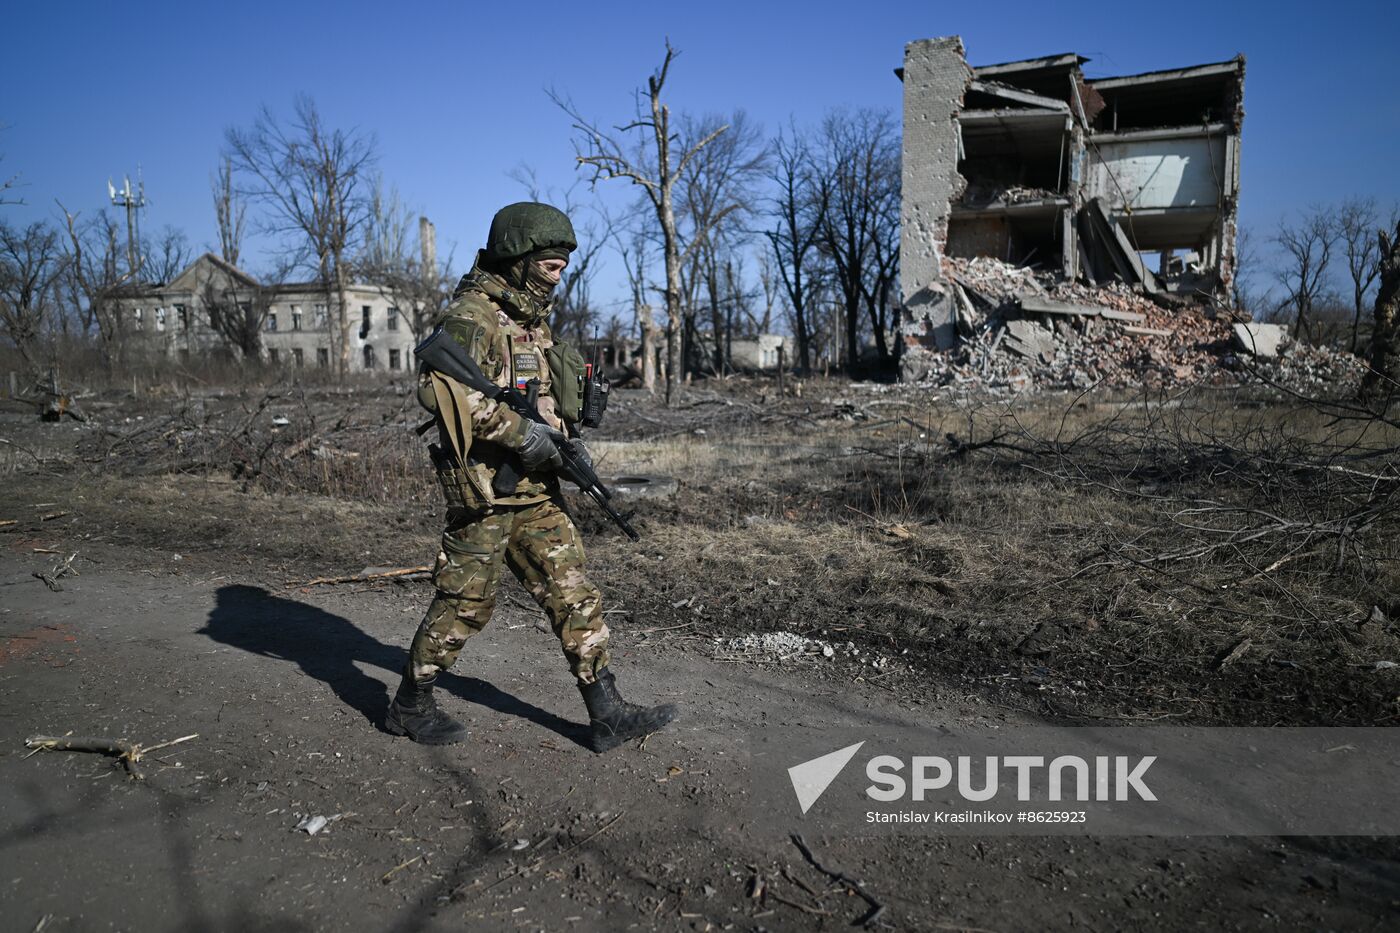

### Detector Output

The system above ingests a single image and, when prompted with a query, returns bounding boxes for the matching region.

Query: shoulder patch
[442,317,487,359]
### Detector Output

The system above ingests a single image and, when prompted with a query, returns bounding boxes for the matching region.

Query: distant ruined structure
[110,254,418,374]
[898,36,1245,381]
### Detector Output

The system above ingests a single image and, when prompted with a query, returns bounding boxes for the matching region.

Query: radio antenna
[108,169,148,280]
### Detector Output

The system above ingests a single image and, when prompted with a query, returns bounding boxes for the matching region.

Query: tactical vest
[420,268,582,509]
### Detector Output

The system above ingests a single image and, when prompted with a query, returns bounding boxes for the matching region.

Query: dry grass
[9,377,1397,724]
[587,384,1400,725]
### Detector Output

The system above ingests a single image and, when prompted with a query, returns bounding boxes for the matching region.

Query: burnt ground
[1,379,1399,931]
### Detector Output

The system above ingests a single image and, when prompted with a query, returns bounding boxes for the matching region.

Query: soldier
[388,201,678,752]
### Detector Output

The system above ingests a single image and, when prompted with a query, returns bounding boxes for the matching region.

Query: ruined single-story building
[898,36,1244,378]
[109,253,419,374]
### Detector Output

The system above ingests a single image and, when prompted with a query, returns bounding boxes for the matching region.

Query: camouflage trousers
[408,497,610,685]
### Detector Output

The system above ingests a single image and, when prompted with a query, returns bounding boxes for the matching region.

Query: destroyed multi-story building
[899,36,1245,379]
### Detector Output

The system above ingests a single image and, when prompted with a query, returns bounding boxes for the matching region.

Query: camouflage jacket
[424,261,565,507]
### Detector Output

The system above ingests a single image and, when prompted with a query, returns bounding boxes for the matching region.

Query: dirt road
[2,535,1397,932]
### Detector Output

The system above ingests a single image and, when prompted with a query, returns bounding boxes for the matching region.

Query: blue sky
[4,0,1397,313]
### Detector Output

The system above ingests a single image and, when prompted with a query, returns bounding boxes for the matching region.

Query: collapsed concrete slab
[1231,323,1289,358]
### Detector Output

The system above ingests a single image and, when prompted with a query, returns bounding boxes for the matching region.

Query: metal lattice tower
[108,171,148,280]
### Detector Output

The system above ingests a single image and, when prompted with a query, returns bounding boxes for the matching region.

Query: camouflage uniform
[390,201,677,751]
[408,260,610,686]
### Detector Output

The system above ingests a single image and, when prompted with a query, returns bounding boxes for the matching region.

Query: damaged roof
[1087,56,1245,89]
[972,52,1087,76]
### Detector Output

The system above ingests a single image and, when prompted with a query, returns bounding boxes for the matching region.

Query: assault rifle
[415,326,640,541]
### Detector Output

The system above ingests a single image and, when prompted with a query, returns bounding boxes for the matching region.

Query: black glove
[569,437,594,473]
[517,420,565,472]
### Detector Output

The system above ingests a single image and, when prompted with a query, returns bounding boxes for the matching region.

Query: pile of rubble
[711,631,899,670]
[913,256,1366,394]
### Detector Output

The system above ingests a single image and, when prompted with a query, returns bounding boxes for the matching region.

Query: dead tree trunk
[555,42,730,407]
[1361,222,1400,402]
[638,303,659,392]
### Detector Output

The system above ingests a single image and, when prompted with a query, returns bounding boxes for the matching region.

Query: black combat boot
[385,668,469,745]
[578,667,679,752]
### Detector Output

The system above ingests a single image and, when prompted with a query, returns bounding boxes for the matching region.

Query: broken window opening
[947,209,1064,270]
[1089,68,1241,133]
[957,114,1070,206]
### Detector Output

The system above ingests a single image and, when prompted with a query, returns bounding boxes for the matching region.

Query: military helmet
[483,202,577,263]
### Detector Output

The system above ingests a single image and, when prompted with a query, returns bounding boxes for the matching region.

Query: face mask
[523,260,560,301]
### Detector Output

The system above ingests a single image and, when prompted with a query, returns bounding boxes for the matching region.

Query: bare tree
[0,220,66,367]
[753,250,780,337]
[211,156,247,267]
[1230,225,1271,319]
[677,110,767,377]
[1274,206,1338,343]
[202,274,271,361]
[815,107,901,375]
[611,219,659,391]
[764,126,829,375]
[1338,197,1383,353]
[57,206,137,362]
[553,41,730,405]
[225,96,376,377]
[1361,221,1400,401]
[145,226,191,284]
[356,180,453,339]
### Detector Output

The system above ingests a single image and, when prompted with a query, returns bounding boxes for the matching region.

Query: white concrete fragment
[1231,323,1288,358]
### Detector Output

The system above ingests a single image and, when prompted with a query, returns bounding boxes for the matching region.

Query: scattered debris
[290,566,431,588]
[790,833,886,927]
[23,732,198,781]
[903,255,1366,393]
[295,812,353,835]
[1217,638,1253,671]
[474,810,627,895]
[31,552,79,592]
[711,632,896,670]
[31,369,88,424]
[380,855,422,884]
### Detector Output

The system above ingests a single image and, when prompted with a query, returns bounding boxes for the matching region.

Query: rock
[1232,323,1288,358]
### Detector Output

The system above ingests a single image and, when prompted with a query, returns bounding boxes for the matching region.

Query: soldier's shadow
[199,584,589,749]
